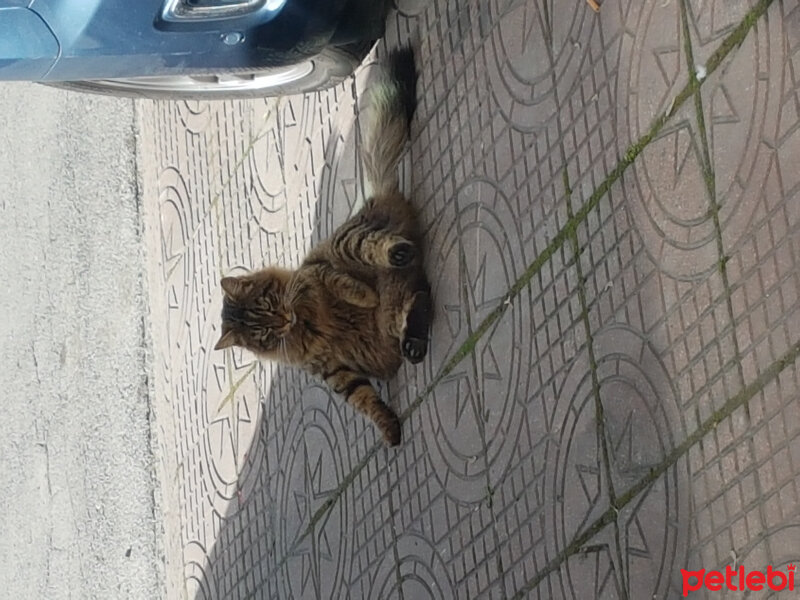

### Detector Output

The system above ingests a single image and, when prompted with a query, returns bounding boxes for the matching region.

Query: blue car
[0,0,389,99]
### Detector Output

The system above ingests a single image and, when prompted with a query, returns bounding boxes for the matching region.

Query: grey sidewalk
[139,0,800,598]
[0,85,161,599]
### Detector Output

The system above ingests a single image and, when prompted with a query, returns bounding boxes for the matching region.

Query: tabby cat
[214,47,431,446]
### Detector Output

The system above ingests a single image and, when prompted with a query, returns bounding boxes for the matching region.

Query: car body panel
[0,0,358,81]
[0,7,59,80]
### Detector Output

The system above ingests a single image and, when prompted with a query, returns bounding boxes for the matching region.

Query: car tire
[42,43,372,100]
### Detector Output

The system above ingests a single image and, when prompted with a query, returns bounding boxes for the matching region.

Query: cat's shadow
[186,360,288,598]
[195,358,399,597]
[308,53,387,249]
[191,47,415,599]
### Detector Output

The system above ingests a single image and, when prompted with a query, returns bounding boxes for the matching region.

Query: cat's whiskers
[284,278,306,316]
[279,337,291,365]
[283,277,301,307]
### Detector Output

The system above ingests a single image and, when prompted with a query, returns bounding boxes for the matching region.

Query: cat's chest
[327,301,377,334]
[296,299,400,378]
[296,293,371,336]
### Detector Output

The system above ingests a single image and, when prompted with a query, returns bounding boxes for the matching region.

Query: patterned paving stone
[684,0,800,582]
[137,0,800,598]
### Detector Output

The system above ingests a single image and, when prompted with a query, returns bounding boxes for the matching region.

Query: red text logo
[681,564,795,596]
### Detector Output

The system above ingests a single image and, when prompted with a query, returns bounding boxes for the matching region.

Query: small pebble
[696,64,707,81]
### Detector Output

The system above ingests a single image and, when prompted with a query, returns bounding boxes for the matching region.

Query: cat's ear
[221,276,249,299]
[214,330,238,351]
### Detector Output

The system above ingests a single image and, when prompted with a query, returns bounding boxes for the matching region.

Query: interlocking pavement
[137,0,800,597]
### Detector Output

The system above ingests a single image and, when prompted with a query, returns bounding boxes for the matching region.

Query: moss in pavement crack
[265,0,778,587]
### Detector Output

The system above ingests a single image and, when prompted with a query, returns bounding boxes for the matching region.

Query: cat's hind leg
[334,228,416,269]
[393,272,432,364]
[330,207,420,270]
[323,366,401,446]
[376,271,433,364]
[402,287,432,364]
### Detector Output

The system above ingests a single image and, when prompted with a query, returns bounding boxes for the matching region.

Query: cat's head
[214,268,296,353]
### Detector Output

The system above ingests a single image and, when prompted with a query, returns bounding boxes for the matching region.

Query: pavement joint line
[678,0,745,387]
[384,451,406,600]
[266,0,776,583]
[510,336,800,599]
[679,0,775,567]
[512,1,778,592]
[451,195,510,594]
[562,167,630,598]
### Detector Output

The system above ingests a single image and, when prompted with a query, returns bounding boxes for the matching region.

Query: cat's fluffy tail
[362,46,418,197]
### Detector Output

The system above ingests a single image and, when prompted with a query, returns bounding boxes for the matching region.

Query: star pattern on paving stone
[211,349,257,468]
[646,26,741,197]
[339,177,360,216]
[441,242,508,432]
[568,401,664,595]
[161,211,186,283]
[682,5,744,145]
[653,45,682,90]
[497,0,558,86]
[287,440,338,598]
[647,43,708,192]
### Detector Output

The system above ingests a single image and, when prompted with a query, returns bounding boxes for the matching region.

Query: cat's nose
[276,312,294,334]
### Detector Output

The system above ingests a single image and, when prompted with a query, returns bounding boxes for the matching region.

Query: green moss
[214,363,257,412]
[514,338,800,598]
[268,2,780,592]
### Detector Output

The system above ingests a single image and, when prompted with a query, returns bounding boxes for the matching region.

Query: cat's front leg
[302,258,379,308]
[323,366,401,446]
[332,272,380,308]
[311,264,379,308]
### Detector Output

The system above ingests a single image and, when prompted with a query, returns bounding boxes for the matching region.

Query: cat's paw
[382,414,402,446]
[402,336,428,364]
[388,240,416,268]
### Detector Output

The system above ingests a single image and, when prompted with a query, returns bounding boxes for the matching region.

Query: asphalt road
[0,84,162,599]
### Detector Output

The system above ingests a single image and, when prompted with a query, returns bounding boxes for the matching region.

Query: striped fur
[215,47,430,446]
